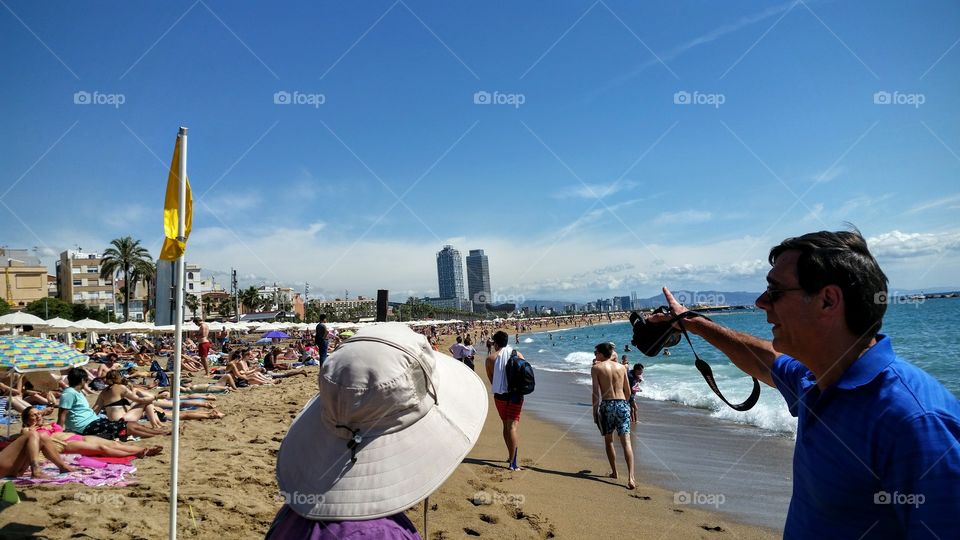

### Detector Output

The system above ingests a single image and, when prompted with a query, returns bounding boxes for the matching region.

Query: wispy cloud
[554,180,639,199]
[587,0,800,97]
[905,193,960,215]
[654,209,713,224]
[868,230,960,259]
[812,165,844,183]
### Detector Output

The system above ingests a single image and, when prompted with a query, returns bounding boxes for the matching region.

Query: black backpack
[506,349,536,395]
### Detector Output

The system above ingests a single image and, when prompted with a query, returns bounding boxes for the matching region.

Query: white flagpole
[169,126,187,540]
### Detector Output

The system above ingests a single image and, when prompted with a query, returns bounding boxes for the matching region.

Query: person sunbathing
[225,352,274,386]
[93,372,170,437]
[0,428,74,478]
[21,407,162,458]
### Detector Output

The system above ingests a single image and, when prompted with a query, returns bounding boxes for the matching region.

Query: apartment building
[56,250,115,316]
[0,248,47,310]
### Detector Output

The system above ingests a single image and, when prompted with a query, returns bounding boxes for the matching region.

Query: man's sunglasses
[764,286,805,303]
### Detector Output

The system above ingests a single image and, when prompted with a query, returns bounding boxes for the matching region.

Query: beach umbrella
[0,312,49,335]
[0,335,90,373]
[255,337,273,344]
[73,318,108,330]
[44,317,83,332]
[262,330,290,339]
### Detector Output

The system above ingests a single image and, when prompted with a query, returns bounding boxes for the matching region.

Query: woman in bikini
[21,407,162,458]
[0,427,74,478]
[93,371,170,437]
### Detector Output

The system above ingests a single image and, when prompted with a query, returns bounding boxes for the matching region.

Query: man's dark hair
[595,342,614,359]
[633,363,644,373]
[492,331,509,348]
[317,314,327,322]
[67,367,88,387]
[192,317,201,324]
[456,335,463,343]
[769,228,888,337]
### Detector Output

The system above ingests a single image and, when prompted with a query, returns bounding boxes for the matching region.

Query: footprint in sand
[701,525,726,532]
[630,494,652,501]
[479,514,498,524]
[463,528,481,536]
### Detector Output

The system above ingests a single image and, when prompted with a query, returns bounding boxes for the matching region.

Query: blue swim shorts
[598,399,630,436]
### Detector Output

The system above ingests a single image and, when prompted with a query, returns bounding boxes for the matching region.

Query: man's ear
[821,285,843,312]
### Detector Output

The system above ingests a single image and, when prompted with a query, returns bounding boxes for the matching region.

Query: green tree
[131,260,156,320]
[24,298,73,319]
[73,303,109,323]
[100,236,153,322]
[185,293,200,318]
[201,294,217,317]
[239,286,260,313]
[0,298,10,316]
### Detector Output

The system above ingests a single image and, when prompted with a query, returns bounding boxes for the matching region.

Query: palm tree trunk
[123,265,131,321]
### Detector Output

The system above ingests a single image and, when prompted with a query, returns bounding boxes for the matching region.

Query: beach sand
[1,322,780,539]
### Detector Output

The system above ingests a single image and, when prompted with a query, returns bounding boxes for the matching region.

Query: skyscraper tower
[466,249,491,305]
[436,245,465,300]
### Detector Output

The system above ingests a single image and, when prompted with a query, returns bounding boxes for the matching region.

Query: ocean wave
[641,381,797,434]
[523,338,534,343]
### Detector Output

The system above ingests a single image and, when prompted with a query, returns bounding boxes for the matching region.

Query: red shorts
[494,395,523,422]
[199,341,211,359]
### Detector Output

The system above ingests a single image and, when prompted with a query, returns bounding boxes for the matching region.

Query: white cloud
[868,230,960,259]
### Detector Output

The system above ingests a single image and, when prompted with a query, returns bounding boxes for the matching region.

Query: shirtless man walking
[591,342,636,489]
[194,317,211,375]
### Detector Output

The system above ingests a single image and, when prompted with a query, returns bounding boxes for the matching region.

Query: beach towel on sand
[4,454,136,487]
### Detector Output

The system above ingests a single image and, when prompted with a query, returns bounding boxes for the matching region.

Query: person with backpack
[486,330,526,470]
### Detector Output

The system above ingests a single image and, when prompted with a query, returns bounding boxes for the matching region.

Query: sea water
[522,298,960,435]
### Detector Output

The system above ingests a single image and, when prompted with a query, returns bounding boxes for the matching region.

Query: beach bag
[154,369,170,388]
[505,350,535,396]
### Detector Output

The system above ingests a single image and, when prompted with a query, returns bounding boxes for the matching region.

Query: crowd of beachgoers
[0,312,628,485]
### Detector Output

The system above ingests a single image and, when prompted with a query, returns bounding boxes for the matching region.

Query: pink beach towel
[6,454,136,487]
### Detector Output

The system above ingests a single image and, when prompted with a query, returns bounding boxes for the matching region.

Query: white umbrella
[44,317,83,332]
[0,312,49,327]
[116,320,149,332]
[102,322,122,333]
[73,318,108,330]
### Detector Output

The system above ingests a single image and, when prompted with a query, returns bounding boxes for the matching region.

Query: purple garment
[265,506,422,539]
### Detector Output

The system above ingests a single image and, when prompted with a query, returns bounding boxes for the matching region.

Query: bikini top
[104,397,132,408]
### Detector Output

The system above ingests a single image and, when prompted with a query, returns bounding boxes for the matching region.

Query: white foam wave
[641,381,797,434]
[522,337,534,343]
[563,351,595,367]
[537,349,547,353]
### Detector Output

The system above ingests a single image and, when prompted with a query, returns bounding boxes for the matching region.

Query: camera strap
[673,311,762,412]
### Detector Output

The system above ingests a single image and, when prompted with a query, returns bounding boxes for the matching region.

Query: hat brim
[276,350,488,520]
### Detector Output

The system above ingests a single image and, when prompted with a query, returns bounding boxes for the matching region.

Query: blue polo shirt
[771,335,960,539]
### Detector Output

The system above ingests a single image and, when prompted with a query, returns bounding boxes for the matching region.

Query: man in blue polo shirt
[658,229,959,538]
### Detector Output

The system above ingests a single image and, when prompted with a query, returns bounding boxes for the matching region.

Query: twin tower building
[435,246,490,313]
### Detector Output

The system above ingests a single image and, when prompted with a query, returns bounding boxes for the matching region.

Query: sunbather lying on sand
[0,427,75,478]
[21,407,162,458]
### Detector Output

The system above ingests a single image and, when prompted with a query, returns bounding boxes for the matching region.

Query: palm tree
[131,260,156,321]
[100,237,153,322]
[201,294,217,317]
[185,293,200,318]
[240,286,260,313]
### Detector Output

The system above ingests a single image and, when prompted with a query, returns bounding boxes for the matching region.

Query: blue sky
[1,0,958,302]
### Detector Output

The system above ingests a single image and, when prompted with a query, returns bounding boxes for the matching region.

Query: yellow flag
[159,133,192,261]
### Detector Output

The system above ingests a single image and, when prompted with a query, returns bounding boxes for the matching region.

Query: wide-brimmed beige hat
[276,323,487,520]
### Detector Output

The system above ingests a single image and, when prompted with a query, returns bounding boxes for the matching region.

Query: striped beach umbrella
[0,335,90,373]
